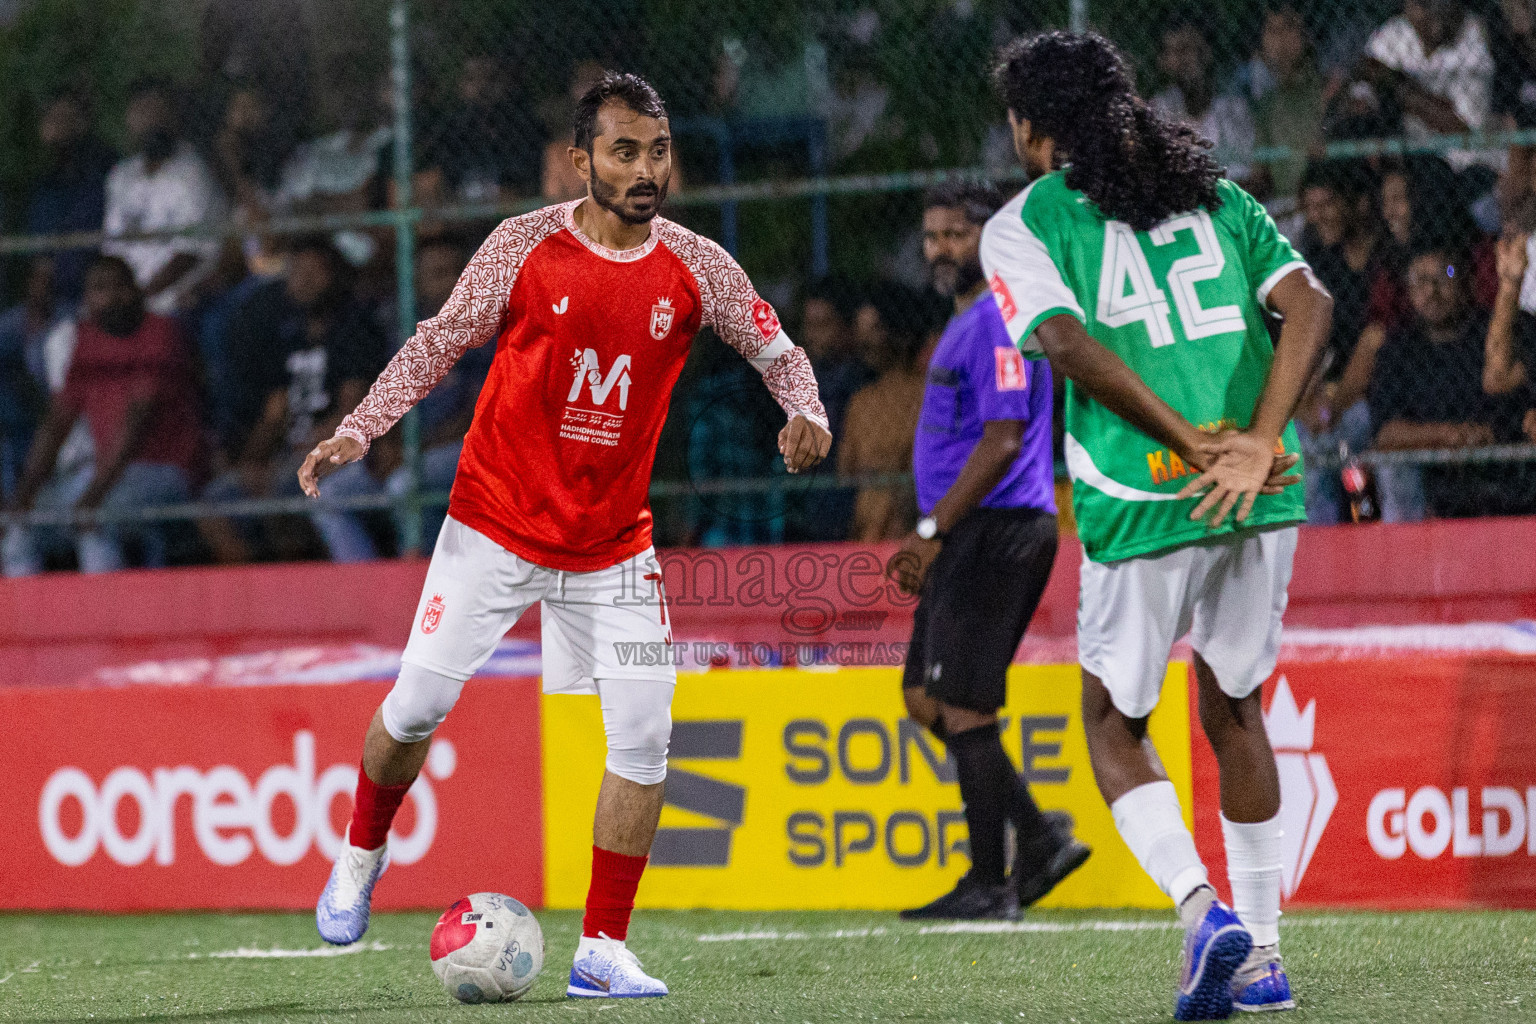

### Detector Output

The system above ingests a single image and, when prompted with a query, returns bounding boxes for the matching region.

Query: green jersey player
[983,32,1332,1020]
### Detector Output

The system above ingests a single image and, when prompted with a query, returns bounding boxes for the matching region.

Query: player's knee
[380,663,465,743]
[603,693,672,787]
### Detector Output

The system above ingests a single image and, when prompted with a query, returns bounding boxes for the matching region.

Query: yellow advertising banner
[541,664,1191,910]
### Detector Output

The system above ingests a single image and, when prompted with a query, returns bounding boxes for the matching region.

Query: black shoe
[899,872,1020,921]
[1012,823,1092,910]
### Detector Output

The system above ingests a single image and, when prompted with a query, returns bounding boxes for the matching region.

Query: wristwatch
[915,516,943,541]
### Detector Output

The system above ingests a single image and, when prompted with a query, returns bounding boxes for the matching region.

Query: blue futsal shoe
[1175,898,1254,1021]
[1232,952,1295,1013]
[316,840,388,945]
[567,934,669,998]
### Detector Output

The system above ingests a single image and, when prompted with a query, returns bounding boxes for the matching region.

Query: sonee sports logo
[651,721,744,867]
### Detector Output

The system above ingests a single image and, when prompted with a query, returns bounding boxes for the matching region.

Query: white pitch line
[0,973,13,985]
[920,920,1178,935]
[695,916,1352,943]
[191,941,392,960]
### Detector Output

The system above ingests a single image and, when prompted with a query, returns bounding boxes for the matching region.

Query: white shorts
[401,516,675,694]
[1077,526,1297,718]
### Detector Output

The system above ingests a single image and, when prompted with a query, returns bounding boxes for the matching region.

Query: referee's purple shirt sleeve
[972,296,1035,424]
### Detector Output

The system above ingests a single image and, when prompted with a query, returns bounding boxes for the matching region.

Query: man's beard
[929,256,984,298]
[590,169,667,226]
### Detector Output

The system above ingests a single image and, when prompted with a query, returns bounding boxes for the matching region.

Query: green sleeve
[1224,180,1308,305]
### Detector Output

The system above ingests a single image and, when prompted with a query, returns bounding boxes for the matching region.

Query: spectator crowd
[3,0,1536,574]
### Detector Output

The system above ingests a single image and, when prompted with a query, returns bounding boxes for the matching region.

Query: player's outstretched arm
[322,218,528,462]
[681,230,832,472]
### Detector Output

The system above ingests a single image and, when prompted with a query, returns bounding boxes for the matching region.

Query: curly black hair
[993,31,1224,231]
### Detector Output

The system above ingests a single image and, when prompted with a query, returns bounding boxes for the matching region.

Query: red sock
[582,845,648,940]
[347,766,411,851]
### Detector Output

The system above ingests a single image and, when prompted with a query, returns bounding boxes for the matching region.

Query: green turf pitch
[1,910,1532,1023]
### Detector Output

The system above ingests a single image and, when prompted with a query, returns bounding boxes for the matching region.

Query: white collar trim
[563,199,662,263]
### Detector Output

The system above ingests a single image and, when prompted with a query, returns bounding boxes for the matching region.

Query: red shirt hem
[446,501,653,573]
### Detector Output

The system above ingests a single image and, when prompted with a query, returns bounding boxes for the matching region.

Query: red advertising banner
[1192,657,1536,910]
[0,677,544,912]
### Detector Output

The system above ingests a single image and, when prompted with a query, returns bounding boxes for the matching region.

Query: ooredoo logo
[36,732,455,869]
[1265,677,1336,897]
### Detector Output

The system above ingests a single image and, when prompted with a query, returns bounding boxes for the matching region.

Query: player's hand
[1178,430,1275,528]
[1261,452,1302,495]
[1524,409,1536,442]
[779,415,832,474]
[886,532,942,596]
[298,435,364,497]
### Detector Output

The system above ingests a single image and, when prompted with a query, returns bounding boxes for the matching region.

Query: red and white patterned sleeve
[661,222,829,431]
[335,207,565,451]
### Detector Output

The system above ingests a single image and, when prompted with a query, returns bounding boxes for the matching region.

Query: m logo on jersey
[752,298,781,341]
[650,298,675,341]
[994,347,1027,391]
[988,272,1018,322]
[568,349,632,411]
[421,594,446,634]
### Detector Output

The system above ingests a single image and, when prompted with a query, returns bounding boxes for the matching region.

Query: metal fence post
[391,0,422,555]
[1070,0,1088,32]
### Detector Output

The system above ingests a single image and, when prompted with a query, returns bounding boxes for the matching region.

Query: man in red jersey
[302,72,830,998]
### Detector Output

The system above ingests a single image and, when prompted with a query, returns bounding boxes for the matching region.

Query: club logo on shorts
[994,346,1027,391]
[988,272,1018,322]
[751,297,781,341]
[650,297,675,341]
[421,593,446,634]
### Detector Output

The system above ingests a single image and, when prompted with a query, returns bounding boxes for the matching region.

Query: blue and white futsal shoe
[316,841,388,945]
[1175,898,1254,1021]
[567,934,669,998]
[1231,952,1295,1013]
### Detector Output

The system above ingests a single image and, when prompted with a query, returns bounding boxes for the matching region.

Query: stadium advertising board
[541,664,1192,910]
[0,678,543,911]
[1192,657,1536,909]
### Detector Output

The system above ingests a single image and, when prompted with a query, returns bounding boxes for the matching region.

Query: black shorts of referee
[901,504,1058,713]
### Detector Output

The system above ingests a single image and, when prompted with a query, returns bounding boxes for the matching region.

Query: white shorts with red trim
[402,516,675,694]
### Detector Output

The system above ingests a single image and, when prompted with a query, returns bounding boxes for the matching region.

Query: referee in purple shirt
[891,182,1090,920]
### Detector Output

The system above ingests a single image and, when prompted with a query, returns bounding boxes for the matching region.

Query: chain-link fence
[2,0,1535,574]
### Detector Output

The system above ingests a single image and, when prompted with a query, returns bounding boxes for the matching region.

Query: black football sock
[1007,769,1051,874]
[948,723,1011,887]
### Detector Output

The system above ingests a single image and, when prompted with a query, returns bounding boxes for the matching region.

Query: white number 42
[1096,210,1245,348]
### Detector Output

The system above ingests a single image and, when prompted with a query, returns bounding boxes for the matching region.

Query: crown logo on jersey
[650,297,676,341]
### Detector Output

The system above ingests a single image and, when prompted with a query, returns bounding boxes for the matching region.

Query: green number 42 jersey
[980,172,1308,563]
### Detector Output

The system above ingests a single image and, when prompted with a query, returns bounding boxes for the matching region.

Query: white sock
[1111,781,1209,907]
[1222,813,1283,947]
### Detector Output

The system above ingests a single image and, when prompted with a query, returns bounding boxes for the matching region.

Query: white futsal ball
[429,892,544,1003]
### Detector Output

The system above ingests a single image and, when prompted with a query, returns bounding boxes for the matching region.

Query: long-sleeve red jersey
[335,200,828,571]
